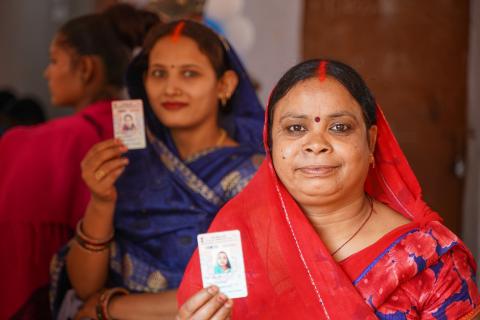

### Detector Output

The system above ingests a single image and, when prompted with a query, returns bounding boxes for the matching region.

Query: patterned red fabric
[178,105,479,319]
[0,100,113,319]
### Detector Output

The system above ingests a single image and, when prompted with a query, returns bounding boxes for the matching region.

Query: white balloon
[205,0,244,21]
[224,16,255,54]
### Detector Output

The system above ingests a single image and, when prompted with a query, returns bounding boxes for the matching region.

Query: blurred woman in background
[0,5,158,318]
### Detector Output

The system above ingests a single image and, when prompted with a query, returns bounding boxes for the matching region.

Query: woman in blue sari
[50,20,264,319]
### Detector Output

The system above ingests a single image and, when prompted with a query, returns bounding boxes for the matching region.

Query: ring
[94,170,106,181]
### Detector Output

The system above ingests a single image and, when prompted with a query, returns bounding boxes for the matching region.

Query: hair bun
[102,3,160,51]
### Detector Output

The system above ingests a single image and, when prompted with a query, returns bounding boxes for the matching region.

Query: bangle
[75,218,114,252]
[96,287,129,320]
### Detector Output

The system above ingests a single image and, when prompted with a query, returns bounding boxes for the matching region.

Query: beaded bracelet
[96,287,129,320]
[75,218,114,252]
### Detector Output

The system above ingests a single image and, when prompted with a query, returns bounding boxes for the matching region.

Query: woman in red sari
[177,59,480,319]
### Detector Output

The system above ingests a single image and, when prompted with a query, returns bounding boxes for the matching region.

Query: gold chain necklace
[331,196,374,256]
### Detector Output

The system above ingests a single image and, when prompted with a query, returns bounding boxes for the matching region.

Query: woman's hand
[177,286,233,320]
[81,139,129,203]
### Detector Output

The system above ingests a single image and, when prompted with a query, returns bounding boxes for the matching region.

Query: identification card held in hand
[197,230,248,298]
[112,99,146,150]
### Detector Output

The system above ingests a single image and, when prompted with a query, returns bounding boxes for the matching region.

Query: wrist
[108,293,126,319]
[90,194,116,208]
[97,287,129,320]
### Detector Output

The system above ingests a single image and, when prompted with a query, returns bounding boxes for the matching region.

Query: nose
[164,76,181,96]
[303,133,332,154]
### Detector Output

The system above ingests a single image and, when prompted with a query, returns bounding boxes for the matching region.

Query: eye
[183,70,199,78]
[150,69,166,78]
[287,124,306,132]
[330,123,351,133]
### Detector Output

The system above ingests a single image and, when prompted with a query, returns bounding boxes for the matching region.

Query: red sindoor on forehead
[314,116,321,122]
[318,60,327,82]
[171,21,186,42]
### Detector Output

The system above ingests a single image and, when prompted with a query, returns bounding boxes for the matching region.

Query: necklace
[216,128,227,146]
[331,196,374,256]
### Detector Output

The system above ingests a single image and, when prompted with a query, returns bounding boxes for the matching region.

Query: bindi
[314,116,321,123]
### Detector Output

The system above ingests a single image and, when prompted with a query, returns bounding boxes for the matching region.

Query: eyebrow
[327,111,357,120]
[149,63,201,69]
[278,112,309,122]
[278,111,358,122]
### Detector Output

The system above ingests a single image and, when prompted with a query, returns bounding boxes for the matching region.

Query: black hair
[103,3,160,51]
[142,20,227,78]
[267,59,377,147]
[56,5,158,87]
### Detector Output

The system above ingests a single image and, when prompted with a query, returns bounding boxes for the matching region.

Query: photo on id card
[197,230,248,298]
[112,99,146,150]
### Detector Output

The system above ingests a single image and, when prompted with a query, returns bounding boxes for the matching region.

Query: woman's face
[271,77,377,208]
[217,252,229,267]
[124,115,134,127]
[44,36,85,107]
[144,35,222,130]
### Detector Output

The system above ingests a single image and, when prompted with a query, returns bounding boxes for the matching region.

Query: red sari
[178,106,479,319]
[0,100,113,319]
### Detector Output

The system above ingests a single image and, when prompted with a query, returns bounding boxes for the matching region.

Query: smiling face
[270,77,377,209]
[144,35,222,130]
[44,35,85,107]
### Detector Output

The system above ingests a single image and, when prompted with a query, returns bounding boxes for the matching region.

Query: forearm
[109,290,178,320]
[66,198,116,300]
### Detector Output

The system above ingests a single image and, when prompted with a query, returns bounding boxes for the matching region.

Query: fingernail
[207,285,218,295]
[119,146,128,152]
[224,299,233,308]
[217,294,227,303]
[122,158,129,164]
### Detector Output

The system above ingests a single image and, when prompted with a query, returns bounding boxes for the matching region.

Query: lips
[161,101,188,110]
[296,165,340,177]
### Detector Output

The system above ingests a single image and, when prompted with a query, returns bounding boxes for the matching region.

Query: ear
[217,70,239,99]
[368,125,378,152]
[77,55,96,84]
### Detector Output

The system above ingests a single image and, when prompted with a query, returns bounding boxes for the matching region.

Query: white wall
[242,0,303,106]
[0,0,95,118]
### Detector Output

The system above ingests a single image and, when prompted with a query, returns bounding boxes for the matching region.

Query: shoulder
[409,244,479,319]
[0,114,101,159]
[210,161,271,233]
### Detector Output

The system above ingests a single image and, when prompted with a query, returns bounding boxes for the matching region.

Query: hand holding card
[197,230,248,299]
[112,99,146,150]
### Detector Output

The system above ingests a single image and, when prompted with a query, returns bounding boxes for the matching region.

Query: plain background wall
[242,0,302,106]
[0,0,95,118]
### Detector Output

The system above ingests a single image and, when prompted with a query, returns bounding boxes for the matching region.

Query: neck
[73,86,122,113]
[302,193,371,244]
[170,119,224,159]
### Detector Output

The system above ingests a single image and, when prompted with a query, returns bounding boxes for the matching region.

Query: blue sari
[50,37,264,316]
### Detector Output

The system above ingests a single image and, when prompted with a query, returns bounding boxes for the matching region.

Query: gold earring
[220,94,228,108]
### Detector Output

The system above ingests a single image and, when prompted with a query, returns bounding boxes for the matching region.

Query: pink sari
[178,105,479,319]
[0,100,113,319]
